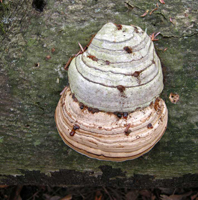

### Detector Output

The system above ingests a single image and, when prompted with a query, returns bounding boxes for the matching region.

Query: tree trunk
[0,0,198,187]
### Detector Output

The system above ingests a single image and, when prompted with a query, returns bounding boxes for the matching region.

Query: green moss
[0,137,4,144]
[27,38,37,47]
[0,23,5,34]
[33,140,42,147]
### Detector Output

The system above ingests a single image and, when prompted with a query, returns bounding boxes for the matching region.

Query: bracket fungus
[55,22,168,161]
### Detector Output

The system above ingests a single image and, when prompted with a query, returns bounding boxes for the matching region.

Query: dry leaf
[159,0,165,4]
[150,3,159,15]
[141,10,149,17]
[170,17,175,24]
[126,190,139,200]
[140,190,152,198]
[43,194,61,200]
[161,191,192,200]
[191,192,198,200]
[45,55,51,60]
[60,194,72,200]
[0,185,9,188]
[95,190,102,200]
[150,32,160,41]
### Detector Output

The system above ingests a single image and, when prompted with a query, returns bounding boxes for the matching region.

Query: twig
[150,3,159,15]
[64,56,74,70]
[150,32,161,41]
[60,86,67,96]
[141,10,149,17]
[78,42,84,53]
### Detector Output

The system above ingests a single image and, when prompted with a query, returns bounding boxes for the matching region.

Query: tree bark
[0,0,198,186]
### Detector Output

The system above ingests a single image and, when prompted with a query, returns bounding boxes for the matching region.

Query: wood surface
[0,0,198,186]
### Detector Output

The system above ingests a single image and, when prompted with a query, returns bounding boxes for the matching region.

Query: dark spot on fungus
[114,112,122,118]
[79,102,84,109]
[87,55,98,61]
[154,98,160,111]
[123,112,128,119]
[117,85,125,93]
[132,71,141,77]
[123,46,132,53]
[70,130,75,136]
[147,123,153,129]
[124,124,131,135]
[114,23,122,30]
[70,124,80,136]
[105,60,110,65]
[72,94,78,102]
[152,60,155,64]
[149,101,153,108]
[134,26,139,33]
[88,107,100,114]
[73,124,80,130]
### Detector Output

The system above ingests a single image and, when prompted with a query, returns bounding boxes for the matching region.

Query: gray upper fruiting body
[68,22,163,112]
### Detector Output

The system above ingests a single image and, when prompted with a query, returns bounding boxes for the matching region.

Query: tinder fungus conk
[55,22,168,161]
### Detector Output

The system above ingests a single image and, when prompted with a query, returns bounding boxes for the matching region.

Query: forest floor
[0,185,198,200]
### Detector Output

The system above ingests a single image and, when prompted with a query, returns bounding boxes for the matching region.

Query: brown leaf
[9,185,23,200]
[43,194,61,200]
[191,192,198,200]
[0,185,9,188]
[150,3,159,15]
[95,190,102,200]
[45,55,51,60]
[141,10,149,17]
[161,191,192,200]
[140,190,152,198]
[161,195,172,200]
[159,0,165,4]
[170,17,175,24]
[150,32,160,41]
[126,190,139,200]
[60,194,72,200]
